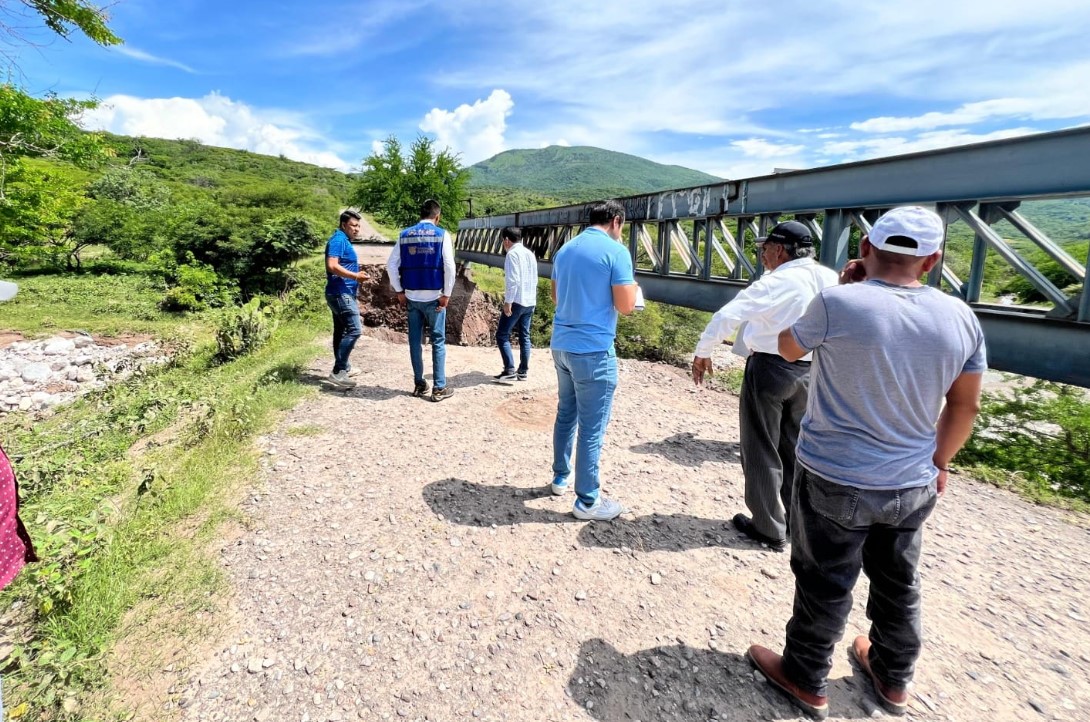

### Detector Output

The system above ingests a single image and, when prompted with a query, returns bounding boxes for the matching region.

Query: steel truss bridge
[456,127,1090,388]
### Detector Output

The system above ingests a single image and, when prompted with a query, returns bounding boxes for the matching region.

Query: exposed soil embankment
[355,264,501,348]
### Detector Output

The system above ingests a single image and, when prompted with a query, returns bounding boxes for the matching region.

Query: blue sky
[11,0,1090,178]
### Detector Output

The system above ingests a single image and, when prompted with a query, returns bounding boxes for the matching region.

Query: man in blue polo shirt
[325,209,368,389]
[386,199,457,402]
[550,199,639,520]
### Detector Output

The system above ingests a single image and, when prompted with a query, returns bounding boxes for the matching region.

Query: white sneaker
[572,497,625,521]
[327,371,357,388]
[345,365,361,377]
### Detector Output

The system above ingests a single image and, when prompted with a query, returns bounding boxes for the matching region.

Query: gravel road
[164,334,1090,722]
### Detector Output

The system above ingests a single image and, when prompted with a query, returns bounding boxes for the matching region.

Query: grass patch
[2,320,322,719]
[707,365,745,395]
[363,212,400,241]
[467,262,506,297]
[0,262,328,719]
[0,268,199,339]
[285,423,326,437]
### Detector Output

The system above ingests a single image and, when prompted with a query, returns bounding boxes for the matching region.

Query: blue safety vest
[398,221,445,291]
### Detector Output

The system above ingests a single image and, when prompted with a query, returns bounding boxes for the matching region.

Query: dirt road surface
[166,335,1090,722]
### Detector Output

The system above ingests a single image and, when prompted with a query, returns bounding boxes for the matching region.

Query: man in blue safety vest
[386,199,457,402]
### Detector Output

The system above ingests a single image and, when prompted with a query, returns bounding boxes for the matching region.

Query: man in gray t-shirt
[746,206,986,720]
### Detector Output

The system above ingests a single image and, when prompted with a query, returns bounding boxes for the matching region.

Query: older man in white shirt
[692,220,838,550]
[494,226,539,383]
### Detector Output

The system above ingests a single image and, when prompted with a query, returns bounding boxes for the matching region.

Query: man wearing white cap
[747,206,986,719]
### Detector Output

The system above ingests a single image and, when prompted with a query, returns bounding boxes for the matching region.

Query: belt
[751,351,811,366]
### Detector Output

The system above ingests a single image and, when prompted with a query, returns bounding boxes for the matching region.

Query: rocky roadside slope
[0,333,166,415]
[135,333,1090,722]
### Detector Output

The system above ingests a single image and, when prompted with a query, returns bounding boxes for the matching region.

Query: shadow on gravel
[423,480,772,554]
[569,638,870,721]
[445,370,500,389]
[344,384,407,400]
[577,513,758,552]
[631,432,742,468]
[422,478,574,526]
[298,371,330,388]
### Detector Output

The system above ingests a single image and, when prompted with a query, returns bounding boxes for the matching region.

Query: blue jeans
[783,468,938,697]
[552,348,618,508]
[407,299,447,389]
[497,303,535,373]
[326,293,362,374]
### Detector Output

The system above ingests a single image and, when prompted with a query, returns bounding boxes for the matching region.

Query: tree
[0,84,106,196]
[0,1,120,267]
[1,1,121,51]
[354,135,470,231]
[0,159,88,267]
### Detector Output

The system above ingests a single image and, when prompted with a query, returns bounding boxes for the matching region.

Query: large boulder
[21,362,50,384]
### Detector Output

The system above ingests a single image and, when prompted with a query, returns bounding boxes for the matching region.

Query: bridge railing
[456,127,1090,387]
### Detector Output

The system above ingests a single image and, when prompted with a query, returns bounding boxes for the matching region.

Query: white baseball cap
[868,206,945,256]
[0,281,17,301]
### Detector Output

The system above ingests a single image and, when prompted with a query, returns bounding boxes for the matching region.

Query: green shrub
[158,255,234,312]
[280,260,327,321]
[958,380,1090,504]
[214,297,280,362]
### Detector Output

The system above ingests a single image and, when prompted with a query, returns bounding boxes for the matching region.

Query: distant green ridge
[467,145,721,197]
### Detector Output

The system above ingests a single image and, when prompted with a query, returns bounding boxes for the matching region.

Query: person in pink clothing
[0,280,37,716]
[0,442,35,588]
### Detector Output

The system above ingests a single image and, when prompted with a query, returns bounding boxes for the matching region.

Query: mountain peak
[468,146,721,196]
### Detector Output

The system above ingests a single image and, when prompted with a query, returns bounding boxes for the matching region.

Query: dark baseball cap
[756,220,813,247]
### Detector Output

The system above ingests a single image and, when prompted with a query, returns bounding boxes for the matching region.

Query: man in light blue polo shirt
[550,199,639,521]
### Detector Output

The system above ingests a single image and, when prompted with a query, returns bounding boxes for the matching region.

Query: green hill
[102,134,353,202]
[467,146,721,198]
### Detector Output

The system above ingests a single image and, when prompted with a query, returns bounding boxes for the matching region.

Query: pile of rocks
[0,334,167,415]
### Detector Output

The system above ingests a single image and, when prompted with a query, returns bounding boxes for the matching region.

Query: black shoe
[732,513,787,552]
[516,371,528,381]
[430,386,454,402]
[412,381,430,397]
[493,370,517,384]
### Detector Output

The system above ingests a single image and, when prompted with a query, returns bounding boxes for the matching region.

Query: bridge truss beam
[457,127,1090,387]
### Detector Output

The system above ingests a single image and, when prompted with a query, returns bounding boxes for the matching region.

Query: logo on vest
[408,247,417,255]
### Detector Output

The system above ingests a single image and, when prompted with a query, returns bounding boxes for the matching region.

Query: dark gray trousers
[783,468,938,696]
[738,352,811,541]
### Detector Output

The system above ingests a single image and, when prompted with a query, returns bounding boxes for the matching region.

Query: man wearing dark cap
[692,220,838,551]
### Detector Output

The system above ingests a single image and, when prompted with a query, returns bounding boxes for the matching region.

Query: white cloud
[425,0,1090,164]
[419,89,514,164]
[852,94,1090,133]
[81,92,351,170]
[731,138,806,159]
[283,0,430,57]
[820,127,1040,160]
[113,46,197,74]
[371,139,385,156]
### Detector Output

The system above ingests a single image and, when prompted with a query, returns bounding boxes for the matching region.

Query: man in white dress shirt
[691,221,838,550]
[386,199,458,402]
[494,226,539,383]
